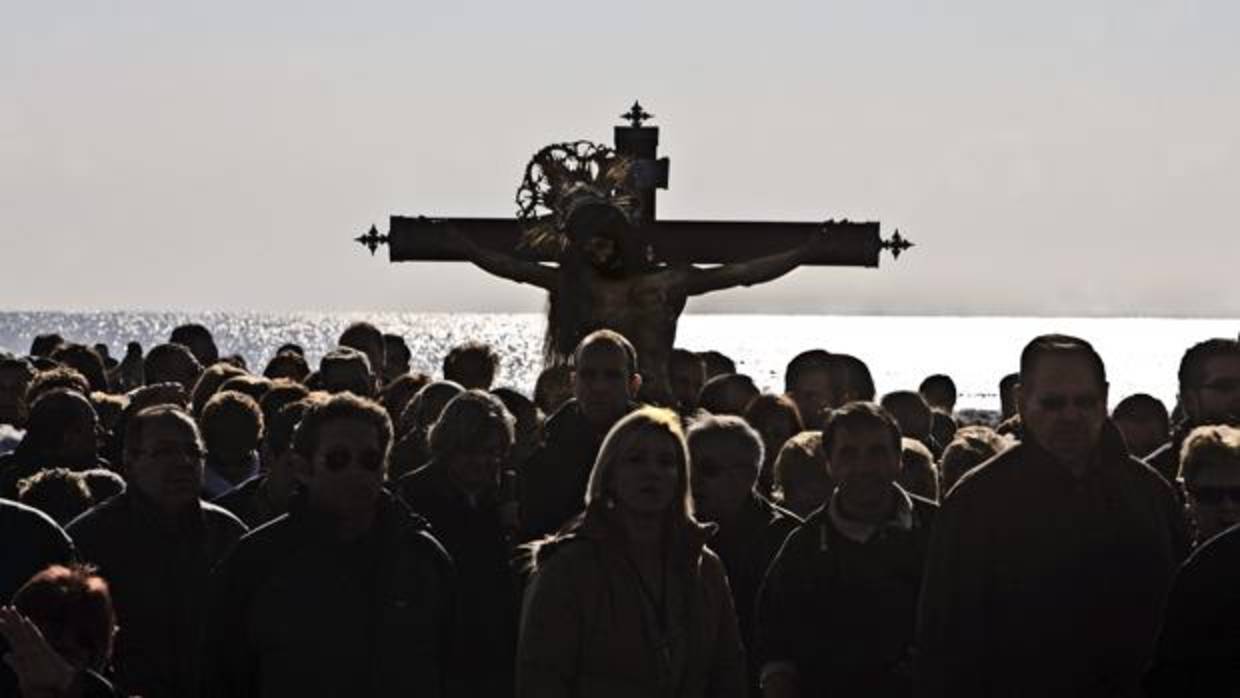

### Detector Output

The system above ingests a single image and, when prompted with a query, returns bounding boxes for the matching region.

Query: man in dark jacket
[1146,338,1240,483]
[756,402,935,698]
[67,405,247,698]
[205,392,457,698]
[687,414,800,695]
[917,335,1189,697]
[519,330,642,541]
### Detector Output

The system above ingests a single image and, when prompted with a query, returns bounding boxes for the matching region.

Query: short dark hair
[442,342,501,387]
[827,354,876,404]
[699,350,736,379]
[263,351,310,382]
[821,401,902,457]
[573,329,639,376]
[145,343,203,388]
[17,468,94,525]
[698,374,759,416]
[201,391,264,452]
[292,393,393,465]
[880,390,933,439]
[744,393,805,435]
[1019,334,1107,390]
[1178,338,1240,390]
[686,413,765,469]
[30,333,65,357]
[919,374,957,410]
[169,323,219,366]
[124,405,200,462]
[27,367,90,406]
[1112,393,1169,426]
[50,344,108,394]
[428,390,515,461]
[259,380,311,426]
[784,349,831,393]
[189,363,247,417]
[24,389,96,455]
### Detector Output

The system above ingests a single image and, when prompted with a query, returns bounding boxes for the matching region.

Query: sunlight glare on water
[1,311,1235,412]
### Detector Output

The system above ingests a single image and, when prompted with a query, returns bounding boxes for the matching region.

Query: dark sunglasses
[1188,485,1240,505]
[322,448,384,473]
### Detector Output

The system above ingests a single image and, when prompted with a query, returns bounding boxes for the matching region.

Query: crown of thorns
[515,141,641,255]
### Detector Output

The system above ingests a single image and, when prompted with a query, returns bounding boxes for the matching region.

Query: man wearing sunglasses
[205,392,457,698]
[1146,338,1240,484]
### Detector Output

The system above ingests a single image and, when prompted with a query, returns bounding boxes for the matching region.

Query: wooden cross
[355,101,912,268]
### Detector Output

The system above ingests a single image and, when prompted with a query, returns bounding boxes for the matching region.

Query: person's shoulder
[942,443,1023,504]
[1,496,71,542]
[202,500,249,535]
[1183,524,1240,575]
[211,475,261,508]
[221,512,296,574]
[65,492,128,535]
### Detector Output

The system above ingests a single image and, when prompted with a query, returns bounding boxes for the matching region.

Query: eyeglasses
[321,448,384,473]
[1187,485,1240,505]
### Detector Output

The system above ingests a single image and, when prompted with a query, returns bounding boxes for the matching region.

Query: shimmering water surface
[1,311,1235,412]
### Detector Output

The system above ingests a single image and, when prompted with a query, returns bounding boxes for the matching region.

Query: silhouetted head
[443,341,500,391]
[429,390,515,496]
[572,330,641,429]
[687,414,763,524]
[169,323,219,367]
[145,343,203,393]
[698,373,759,417]
[1178,338,1240,427]
[919,374,957,412]
[338,322,386,391]
[1017,334,1109,470]
[12,564,117,674]
[669,349,707,412]
[1112,393,1170,458]
[1180,425,1240,543]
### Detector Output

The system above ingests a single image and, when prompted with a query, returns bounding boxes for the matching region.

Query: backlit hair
[1179,424,1240,484]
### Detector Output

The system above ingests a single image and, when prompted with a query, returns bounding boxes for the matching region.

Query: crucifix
[356,101,913,405]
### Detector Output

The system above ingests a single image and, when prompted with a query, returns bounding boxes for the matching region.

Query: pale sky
[3,0,1238,317]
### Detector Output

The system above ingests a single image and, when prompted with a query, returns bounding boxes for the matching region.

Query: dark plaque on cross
[355,101,912,267]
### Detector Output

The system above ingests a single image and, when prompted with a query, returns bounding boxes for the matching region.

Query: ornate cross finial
[881,229,914,260]
[354,224,389,256]
[620,101,653,128]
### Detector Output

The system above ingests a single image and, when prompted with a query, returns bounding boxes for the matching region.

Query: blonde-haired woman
[516,406,746,698]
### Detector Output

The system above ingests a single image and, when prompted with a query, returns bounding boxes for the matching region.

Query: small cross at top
[620,101,653,128]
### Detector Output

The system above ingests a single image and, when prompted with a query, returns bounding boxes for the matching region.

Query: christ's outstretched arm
[448,225,559,291]
[677,230,829,297]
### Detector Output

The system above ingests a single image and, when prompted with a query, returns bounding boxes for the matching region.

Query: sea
[1,311,1236,414]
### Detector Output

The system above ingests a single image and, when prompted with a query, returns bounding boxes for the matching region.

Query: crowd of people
[1,320,1238,697]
